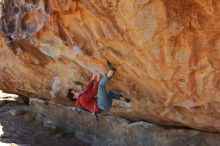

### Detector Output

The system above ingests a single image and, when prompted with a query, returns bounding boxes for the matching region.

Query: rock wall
[0,0,220,132]
[29,98,220,146]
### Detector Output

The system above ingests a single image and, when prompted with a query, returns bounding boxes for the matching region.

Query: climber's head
[67,89,80,100]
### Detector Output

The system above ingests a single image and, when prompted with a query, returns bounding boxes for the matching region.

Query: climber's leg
[97,75,111,111]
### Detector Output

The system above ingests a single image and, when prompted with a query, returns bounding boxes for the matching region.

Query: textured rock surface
[0,100,88,146]
[30,98,220,146]
[0,0,220,132]
[0,0,49,38]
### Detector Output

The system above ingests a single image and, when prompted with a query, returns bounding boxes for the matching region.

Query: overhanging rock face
[29,98,220,146]
[0,0,49,39]
[0,0,220,132]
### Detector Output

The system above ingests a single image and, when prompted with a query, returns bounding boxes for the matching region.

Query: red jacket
[75,80,100,113]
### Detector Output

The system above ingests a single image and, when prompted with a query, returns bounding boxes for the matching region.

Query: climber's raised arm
[84,73,96,92]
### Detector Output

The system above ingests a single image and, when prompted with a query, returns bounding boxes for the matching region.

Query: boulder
[0,0,220,132]
[29,98,220,146]
[24,112,35,122]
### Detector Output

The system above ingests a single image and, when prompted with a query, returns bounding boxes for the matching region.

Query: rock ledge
[29,98,220,146]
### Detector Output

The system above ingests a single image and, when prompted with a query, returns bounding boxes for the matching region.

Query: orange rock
[0,0,220,132]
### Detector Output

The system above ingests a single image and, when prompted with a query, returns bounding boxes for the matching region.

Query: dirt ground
[0,93,89,146]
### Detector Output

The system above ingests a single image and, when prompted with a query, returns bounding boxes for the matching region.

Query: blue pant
[97,75,121,111]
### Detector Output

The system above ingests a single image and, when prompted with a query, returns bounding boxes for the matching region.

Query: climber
[67,61,130,119]
[97,61,131,112]
[69,72,100,113]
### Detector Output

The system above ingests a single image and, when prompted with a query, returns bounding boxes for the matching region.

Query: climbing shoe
[124,98,131,103]
[120,95,131,103]
[107,60,113,69]
[107,60,117,73]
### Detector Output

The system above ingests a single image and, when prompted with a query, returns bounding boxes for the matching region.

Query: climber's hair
[67,89,76,101]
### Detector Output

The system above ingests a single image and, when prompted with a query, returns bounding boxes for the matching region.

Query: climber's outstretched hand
[96,73,101,81]
[91,73,96,80]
